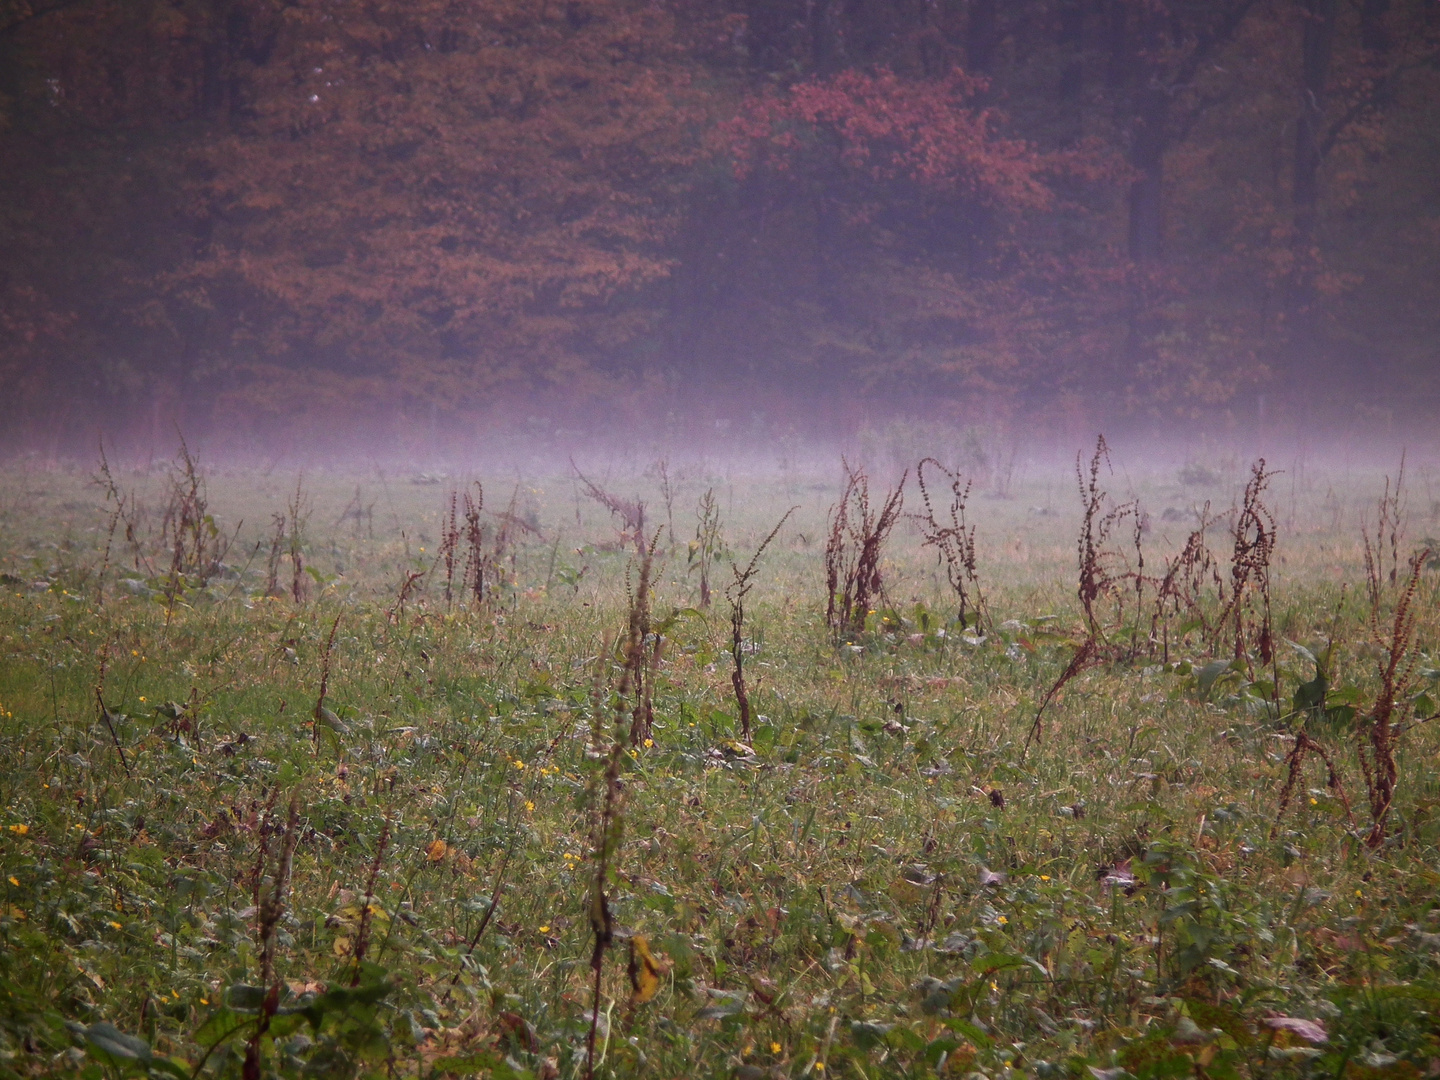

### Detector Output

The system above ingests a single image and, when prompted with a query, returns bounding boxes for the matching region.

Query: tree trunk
[967,0,997,74]
[1127,84,1167,263]
[1058,0,1085,103]
[1361,0,1392,54]
[1290,0,1338,313]
[811,0,843,75]
[1103,0,1129,89]
[1126,6,1168,264]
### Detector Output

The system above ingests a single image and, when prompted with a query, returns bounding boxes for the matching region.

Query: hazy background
[2,0,1438,461]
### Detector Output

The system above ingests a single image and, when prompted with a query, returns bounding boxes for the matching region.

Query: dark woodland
[2,0,1438,445]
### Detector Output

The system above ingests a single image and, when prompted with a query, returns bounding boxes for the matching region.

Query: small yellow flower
[538,925,550,934]
[199,998,208,1005]
[643,738,653,748]
[139,696,146,703]
[771,1042,781,1054]
[8,877,18,886]
[996,915,1008,924]
[524,801,535,812]
[132,649,138,656]
[1356,889,1363,897]
[815,1064,825,1073]
[1310,798,1318,805]
[1040,875,1051,881]
[8,824,28,835]
[109,920,122,929]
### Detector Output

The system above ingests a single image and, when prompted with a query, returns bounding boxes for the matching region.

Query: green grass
[0,453,1438,1080]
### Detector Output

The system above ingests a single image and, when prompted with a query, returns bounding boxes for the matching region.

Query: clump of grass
[825,459,905,639]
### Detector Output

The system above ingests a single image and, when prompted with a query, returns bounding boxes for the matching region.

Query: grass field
[1,444,1438,1080]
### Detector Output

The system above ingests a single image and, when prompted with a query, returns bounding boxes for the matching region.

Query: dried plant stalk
[825,459,905,639]
[915,457,985,630]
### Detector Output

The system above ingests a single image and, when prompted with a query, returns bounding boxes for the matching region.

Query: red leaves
[723,68,1051,212]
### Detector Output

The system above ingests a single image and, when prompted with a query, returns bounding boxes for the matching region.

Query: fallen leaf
[1265,1016,1327,1044]
[628,935,664,1004]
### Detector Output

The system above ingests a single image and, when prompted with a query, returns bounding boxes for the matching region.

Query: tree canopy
[2,0,1437,437]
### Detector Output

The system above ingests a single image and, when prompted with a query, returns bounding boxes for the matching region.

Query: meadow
[1,439,1438,1080]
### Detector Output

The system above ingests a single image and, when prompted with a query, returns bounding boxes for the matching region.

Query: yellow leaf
[628,935,664,1004]
[426,839,448,863]
[333,936,353,957]
[589,886,612,945]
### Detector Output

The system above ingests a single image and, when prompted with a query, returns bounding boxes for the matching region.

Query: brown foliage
[825,460,905,639]
[1213,460,1277,668]
[1151,502,1224,660]
[1357,547,1430,848]
[914,457,986,630]
[1074,436,1142,638]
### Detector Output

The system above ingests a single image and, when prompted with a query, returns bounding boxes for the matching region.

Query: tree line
[2,0,1437,437]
